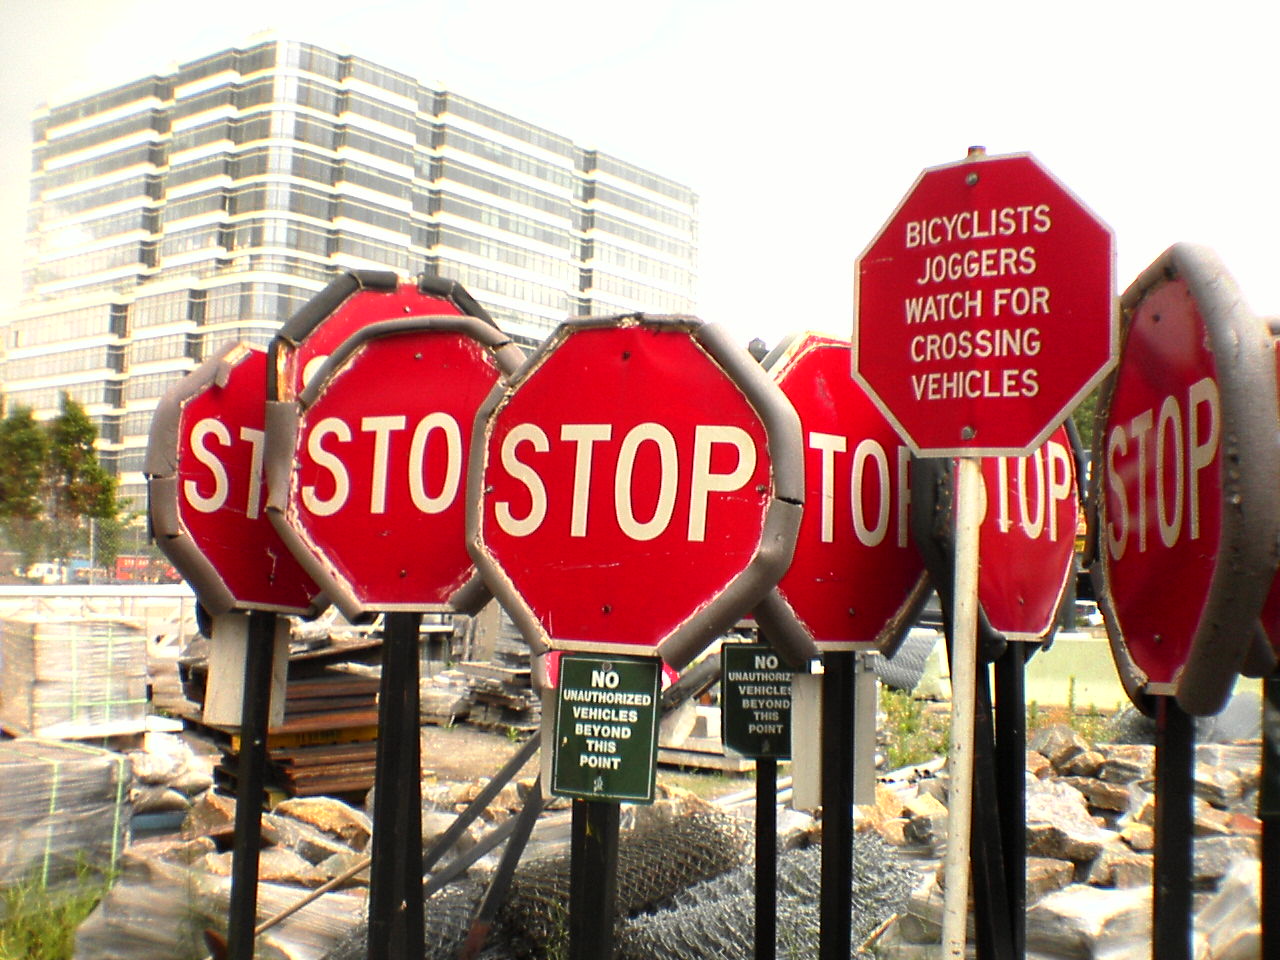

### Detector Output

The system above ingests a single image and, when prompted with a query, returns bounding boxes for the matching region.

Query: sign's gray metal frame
[1090,243,1280,716]
[146,342,326,617]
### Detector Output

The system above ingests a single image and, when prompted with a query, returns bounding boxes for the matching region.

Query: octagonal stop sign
[1092,244,1280,716]
[467,315,804,670]
[855,151,1116,457]
[147,343,322,616]
[264,277,523,621]
[754,333,928,658]
[976,423,1079,638]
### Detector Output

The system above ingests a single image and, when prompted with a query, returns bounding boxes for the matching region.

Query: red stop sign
[855,151,1116,457]
[754,334,928,656]
[147,344,322,615]
[1093,244,1280,715]
[265,280,523,620]
[976,423,1078,638]
[467,316,803,669]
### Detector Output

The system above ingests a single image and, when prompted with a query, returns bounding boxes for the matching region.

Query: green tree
[0,405,50,568]
[40,394,120,563]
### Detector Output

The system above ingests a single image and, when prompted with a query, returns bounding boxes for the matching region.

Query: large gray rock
[261,812,356,865]
[1029,724,1091,770]
[1026,883,1151,958]
[1026,778,1117,863]
[274,796,372,851]
[1097,743,1154,784]
[1193,859,1262,959]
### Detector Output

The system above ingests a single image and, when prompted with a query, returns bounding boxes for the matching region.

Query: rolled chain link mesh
[322,812,916,960]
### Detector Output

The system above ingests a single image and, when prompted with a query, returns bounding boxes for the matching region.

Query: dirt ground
[420,724,541,783]
[418,723,756,800]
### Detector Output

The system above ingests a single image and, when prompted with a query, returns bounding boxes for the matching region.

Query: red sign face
[470,318,801,666]
[757,334,927,653]
[1099,275,1223,688]
[976,423,1077,638]
[168,345,320,613]
[855,152,1116,457]
[279,327,506,616]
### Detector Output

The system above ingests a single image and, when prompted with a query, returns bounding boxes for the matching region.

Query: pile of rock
[72,770,721,959]
[863,723,1262,959]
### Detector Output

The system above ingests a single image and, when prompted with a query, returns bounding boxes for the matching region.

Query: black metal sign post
[224,611,277,960]
[1153,696,1194,960]
[993,644,1028,958]
[552,654,661,960]
[568,799,620,960]
[722,640,794,960]
[1262,670,1280,959]
[971,662,1014,960]
[819,650,855,960]
[367,612,425,960]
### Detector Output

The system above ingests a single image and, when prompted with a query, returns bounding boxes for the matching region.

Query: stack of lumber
[0,616,148,739]
[457,630,539,732]
[182,634,384,801]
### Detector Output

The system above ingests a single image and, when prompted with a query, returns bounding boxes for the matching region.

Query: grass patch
[0,863,116,960]
[880,686,950,769]
[1027,676,1114,747]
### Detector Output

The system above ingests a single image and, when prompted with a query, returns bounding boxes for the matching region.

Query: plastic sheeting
[0,616,148,737]
[0,739,131,904]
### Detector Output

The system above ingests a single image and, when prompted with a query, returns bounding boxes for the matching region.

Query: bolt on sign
[855,151,1117,458]
[467,314,804,670]
[146,343,323,616]
[551,654,661,802]
[754,333,929,659]
[1091,244,1280,716]
[721,643,794,759]
[264,273,522,620]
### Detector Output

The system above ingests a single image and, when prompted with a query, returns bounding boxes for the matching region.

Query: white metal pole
[942,456,982,957]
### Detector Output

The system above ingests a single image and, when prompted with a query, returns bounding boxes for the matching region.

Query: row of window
[125,369,189,401]
[439,159,573,221]
[4,345,122,380]
[42,110,167,161]
[33,241,150,285]
[590,272,693,313]
[7,304,117,349]
[446,260,571,312]
[47,77,169,132]
[439,225,576,285]
[204,281,314,324]
[439,94,575,160]
[43,175,161,220]
[132,289,196,327]
[589,210,697,260]
[592,241,697,288]
[4,382,116,412]
[439,127,574,190]
[588,152,697,206]
[592,181,695,233]
[130,333,196,365]
[439,195,573,252]
[42,144,162,192]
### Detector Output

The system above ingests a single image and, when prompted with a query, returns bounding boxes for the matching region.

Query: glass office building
[2,39,699,512]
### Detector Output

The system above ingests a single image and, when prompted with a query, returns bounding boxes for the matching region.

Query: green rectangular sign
[551,654,661,803]
[722,643,793,759]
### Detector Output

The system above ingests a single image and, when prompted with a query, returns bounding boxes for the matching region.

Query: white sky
[2,0,1278,350]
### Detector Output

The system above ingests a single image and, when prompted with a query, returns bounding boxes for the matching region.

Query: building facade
[2,39,698,512]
